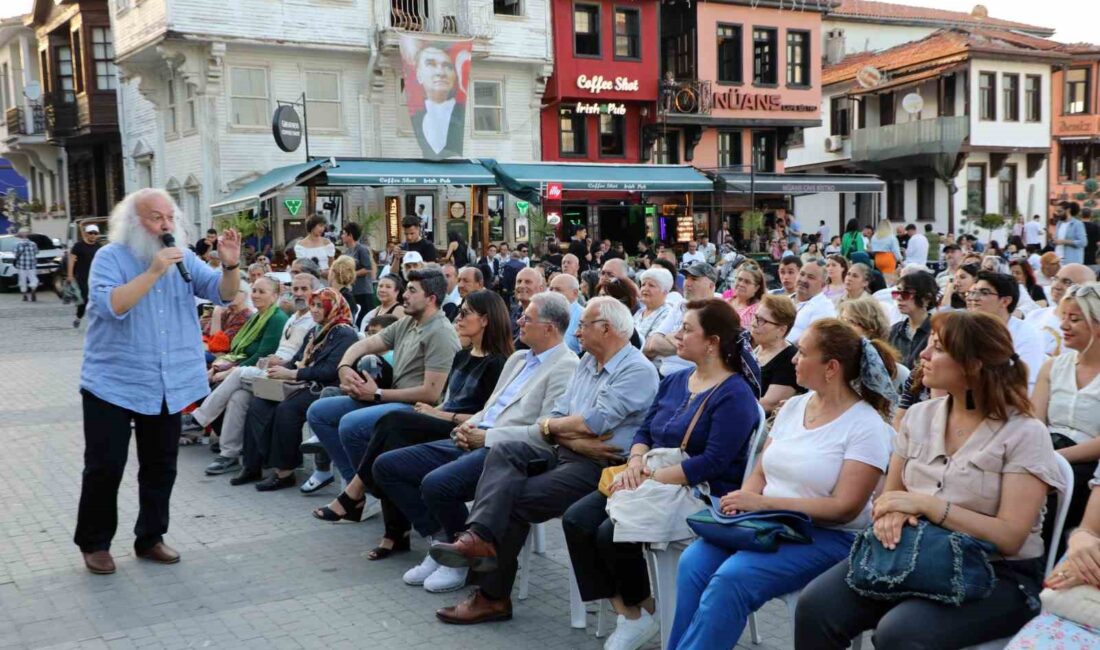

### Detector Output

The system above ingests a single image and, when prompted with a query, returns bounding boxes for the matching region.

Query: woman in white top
[1032,282,1100,537]
[634,267,674,343]
[294,215,336,271]
[667,318,896,650]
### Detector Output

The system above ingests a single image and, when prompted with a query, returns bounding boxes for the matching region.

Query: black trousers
[76,275,90,319]
[358,410,456,540]
[562,490,651,606]
[793,558,1042,650]
[242,389,319,472]
[74,389,181,553]
[467,441,604,600]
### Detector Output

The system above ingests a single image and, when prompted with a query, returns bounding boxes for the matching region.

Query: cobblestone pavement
[0,290,797,650]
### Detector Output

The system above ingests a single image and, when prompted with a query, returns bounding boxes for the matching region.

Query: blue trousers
[305,396,412,482]
[668,526,855,650]
[373,439,488,539]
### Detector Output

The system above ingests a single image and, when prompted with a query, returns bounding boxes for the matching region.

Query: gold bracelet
[539,418,552,441]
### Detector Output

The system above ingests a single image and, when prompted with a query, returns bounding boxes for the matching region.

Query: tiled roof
[823,28,1070,87]
[831,0,1054,37]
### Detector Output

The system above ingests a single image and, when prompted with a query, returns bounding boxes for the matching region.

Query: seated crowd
[179,210,1100,650]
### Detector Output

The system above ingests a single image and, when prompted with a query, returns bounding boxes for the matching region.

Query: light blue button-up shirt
[564,300,584,354]
[550,342,659,452]
[479,343,564,429]
[81,243,226,415]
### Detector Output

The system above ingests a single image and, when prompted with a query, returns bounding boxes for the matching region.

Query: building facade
[1051,45,1100,205]
[110,0,552,248]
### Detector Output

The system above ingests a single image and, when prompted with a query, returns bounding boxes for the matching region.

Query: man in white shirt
[817,220,830,243]
[411,47,464,159]
[966,271,1045,392]
[904,223,929,268]
[698,235,717,264]
[644,262,717,376]
[936,244,963,290]
[680,241,706,268]
[1026,263,1094,356]
[1024,214,1044,253]
[787,261,837,344]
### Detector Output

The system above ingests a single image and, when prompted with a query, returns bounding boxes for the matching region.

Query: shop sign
[546,183,563,200]
[1056,115,1100,134]
[377,176,462,185]
[546,212,562,226]
[712,88,816,113]
[385,196,401,239]
[283,198,303,216]
[272,105,303,152]
[676,215,694,243]
[516,200,530,216]
[576,102,628,115]
[576,74,640,95]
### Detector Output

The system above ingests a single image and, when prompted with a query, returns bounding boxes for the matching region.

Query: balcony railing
[386,0,494,39]
[44,94,78,141]
[659,80,713,116]
[851,115,969,163]
[5,104,46,136]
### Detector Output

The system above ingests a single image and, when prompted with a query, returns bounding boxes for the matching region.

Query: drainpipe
[60,147,70,222]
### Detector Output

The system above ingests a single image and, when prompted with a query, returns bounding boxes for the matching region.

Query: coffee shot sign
[576,74,640,95]
[272,105,303,152]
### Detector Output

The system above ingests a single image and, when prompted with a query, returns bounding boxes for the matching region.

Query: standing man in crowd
[936,244,962,289]
[1082,207,1099,265]
[193,228,218,260]
[1024,214,1044,253]
[904,223,928,267]
[76,189,241,575]
[1053,201,1087,264]
[68,223,103,327]
[441,263,462,321]
[568,227,590,272]
[400,215,438,263]
[13,226,39,302]
[341,222,377,328]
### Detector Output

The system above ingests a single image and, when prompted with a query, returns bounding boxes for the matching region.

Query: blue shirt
[550,342,659,453]
[564,300,584,354]
[479,343,564,429]
[632,369,759,496]
[81,243,226,415]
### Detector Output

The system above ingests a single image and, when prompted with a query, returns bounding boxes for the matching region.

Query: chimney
[825,29,846,66]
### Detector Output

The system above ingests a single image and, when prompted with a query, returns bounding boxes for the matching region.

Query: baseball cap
[84,224,100,233]
[401,251,424,266]
[683,261,717,283]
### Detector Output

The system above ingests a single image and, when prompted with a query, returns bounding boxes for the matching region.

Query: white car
[0,233,64,291]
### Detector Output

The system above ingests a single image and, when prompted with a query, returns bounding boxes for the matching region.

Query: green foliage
[350,207,385,246]
[740,210,765,239]
[1084,178,1099,194]
[215,212,258,238]
[977,213,1005,238]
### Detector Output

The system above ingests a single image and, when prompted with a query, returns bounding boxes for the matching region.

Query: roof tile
[832,0,1053,36]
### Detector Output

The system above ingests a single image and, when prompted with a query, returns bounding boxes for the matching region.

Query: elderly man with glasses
[786,259,837,344]
[1025,263,1095,356]
[965,271,1046,392]
[429,297,659,625]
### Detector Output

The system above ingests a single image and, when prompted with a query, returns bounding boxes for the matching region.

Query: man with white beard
[75,189,242,575]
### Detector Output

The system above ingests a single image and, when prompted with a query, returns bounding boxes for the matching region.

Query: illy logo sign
[546,183,563,200]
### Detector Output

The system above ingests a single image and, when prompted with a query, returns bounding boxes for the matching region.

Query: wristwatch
[373,388,384,403]
[223,262,240,271]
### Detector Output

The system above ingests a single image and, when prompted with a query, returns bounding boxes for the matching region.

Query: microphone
[160,233,192,283]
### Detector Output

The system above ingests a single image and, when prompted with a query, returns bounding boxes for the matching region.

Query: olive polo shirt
[377,309,460,389]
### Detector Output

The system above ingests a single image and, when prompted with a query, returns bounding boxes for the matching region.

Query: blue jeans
[668,526,855,650]
[305,396,412,482]
[373,439,488,539]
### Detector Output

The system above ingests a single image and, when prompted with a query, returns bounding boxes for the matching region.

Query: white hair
[639,267,673,293]
[586,296,634,339]
[552,273,579,292]
[108,188,192,262]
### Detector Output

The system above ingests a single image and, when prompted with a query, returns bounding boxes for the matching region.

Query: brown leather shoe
[135,543,180,564]
[82,550,116,575]
[429,531,497,572]
[436,589,512,625]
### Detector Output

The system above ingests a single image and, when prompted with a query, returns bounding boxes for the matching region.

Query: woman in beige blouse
[795,310,1066,649]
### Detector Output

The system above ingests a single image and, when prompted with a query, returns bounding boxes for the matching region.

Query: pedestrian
[68,223,102,326]
[13,226,39,302]
[340,222,377,328]
[75,188,242,575]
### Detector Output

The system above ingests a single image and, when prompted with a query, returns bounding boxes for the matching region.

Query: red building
[540,0,662,247]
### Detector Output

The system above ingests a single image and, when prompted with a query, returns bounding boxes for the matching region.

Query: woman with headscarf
[234,288,360,491]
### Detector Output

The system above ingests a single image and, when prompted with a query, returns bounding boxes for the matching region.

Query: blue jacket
[1059,217,1088,264]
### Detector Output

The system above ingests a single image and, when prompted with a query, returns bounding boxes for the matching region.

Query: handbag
[1040,584,1100,629]
[845,519,997,606]
[607,448,708,543]
[686,495,814,553]
[251,377,308,402]
[598,378,722,498]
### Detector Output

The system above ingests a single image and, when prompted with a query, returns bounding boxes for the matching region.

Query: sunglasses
[891,290,915,300]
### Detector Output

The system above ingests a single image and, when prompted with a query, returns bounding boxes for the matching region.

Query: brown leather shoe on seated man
[136,542,180,564]
[429,530,498,572]
[83,550,116,575]
[436,589,512,625]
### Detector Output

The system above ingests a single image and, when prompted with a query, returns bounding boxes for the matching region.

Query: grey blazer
[469,344,580,449]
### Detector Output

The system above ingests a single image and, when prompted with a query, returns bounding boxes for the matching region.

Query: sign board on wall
[272,105,303,152]
[576,75,640,95]
[546,183,563,200]
[385,196,401,242]
[576,102,627,115]
[676,215,694,243]
[711,88,817,113]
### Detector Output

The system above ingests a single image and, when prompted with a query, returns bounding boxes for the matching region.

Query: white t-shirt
[653,301,693,376]
[681,250,706,267]
[787,291,838,344]
[295,241,336,270]
[1024,220,1043,246]
[762,393,894,531]
[1056,221,1069,260]
[1006,316,1046,393]
[905,233,929,267]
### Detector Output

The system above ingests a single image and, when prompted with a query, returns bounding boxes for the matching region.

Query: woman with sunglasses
[1032,282,1100,546]
[888,270,937,369]
[311,290,513,559]
[752,293,801,414]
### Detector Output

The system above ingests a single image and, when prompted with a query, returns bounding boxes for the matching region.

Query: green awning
[483,161,714,204]
[209,160,331,216]
[321,159,498,186]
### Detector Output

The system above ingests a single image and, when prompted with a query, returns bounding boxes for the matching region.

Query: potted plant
[977,213,1005,241]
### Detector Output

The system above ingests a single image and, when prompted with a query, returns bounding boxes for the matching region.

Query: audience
[752,293,800,414]
[770,257,801,297]
[509,267,546,349]
[1026,263,1093,356]
[838,262,872,306]
[837,297,891,342]
[360,274,406,329]
[207,277,288,381]
[644,262,718,377]
[823,255,848,302]
[669,318,896,649]
[965,271,1045,391]
[548,273,585,355]
[941,262,979,310]
[888,270,936,369]
[634,267,675,346]
[726,263,765,326]
[563,299,761,650]
[786,260,837,344]
[428,298,659,625]
[795,311,1063,649]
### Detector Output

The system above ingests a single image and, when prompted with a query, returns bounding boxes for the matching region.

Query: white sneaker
[604,611,659,650]
[423,566,467,593]
[403,553,441,586]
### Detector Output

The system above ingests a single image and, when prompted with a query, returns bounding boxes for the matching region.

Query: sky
[0,0,1093,43]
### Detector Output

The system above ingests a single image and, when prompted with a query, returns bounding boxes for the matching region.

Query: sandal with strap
[312,492,366,522]
[366,534,411,561]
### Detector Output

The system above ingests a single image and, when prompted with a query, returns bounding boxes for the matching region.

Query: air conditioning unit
[824,136,844,152]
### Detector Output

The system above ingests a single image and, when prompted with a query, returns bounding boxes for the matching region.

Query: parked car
[0,233,64,292]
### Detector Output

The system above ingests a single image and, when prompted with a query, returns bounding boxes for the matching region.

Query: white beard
[116,221,191,264]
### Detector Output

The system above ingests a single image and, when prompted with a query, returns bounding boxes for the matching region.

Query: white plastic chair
[516,521,547,600]
[851,453,1074,650]
[648,402,770,649]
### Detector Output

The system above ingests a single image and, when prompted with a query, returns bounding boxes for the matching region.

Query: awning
[210,159,332,216]
[320,159,498,186]
[717,172,885,195]
[483,160,714,205]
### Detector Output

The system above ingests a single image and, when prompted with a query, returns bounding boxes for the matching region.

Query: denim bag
[685,492,814,553]
[846,519,997,606]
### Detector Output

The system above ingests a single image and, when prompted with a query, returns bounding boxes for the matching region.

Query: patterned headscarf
[301,288,353,367]
[855,337,898,405]
[738,329,763,399]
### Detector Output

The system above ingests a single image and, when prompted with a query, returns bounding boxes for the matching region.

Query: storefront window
[559,106,587,156]
[574,4,601,57]
[614,8,640,60]
[599,113,625,157]
[752,130,776,173]
[752,27,777,85]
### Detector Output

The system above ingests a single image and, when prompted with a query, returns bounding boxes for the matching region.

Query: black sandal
[312,492,365,522]
[366,534,411,561]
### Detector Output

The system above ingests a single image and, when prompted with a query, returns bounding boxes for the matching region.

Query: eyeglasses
[517,313,550,326]
[456,308,477,320]
[577,319,609,330]
[752,315,780,328]
[965,289,998,300]
[891,290,915,300]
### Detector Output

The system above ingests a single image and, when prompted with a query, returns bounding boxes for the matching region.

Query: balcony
[384,0,495,40]
[44,96,78,143]
[658,80,713,116]
[851,115,968,175]
[5,104,46,137]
